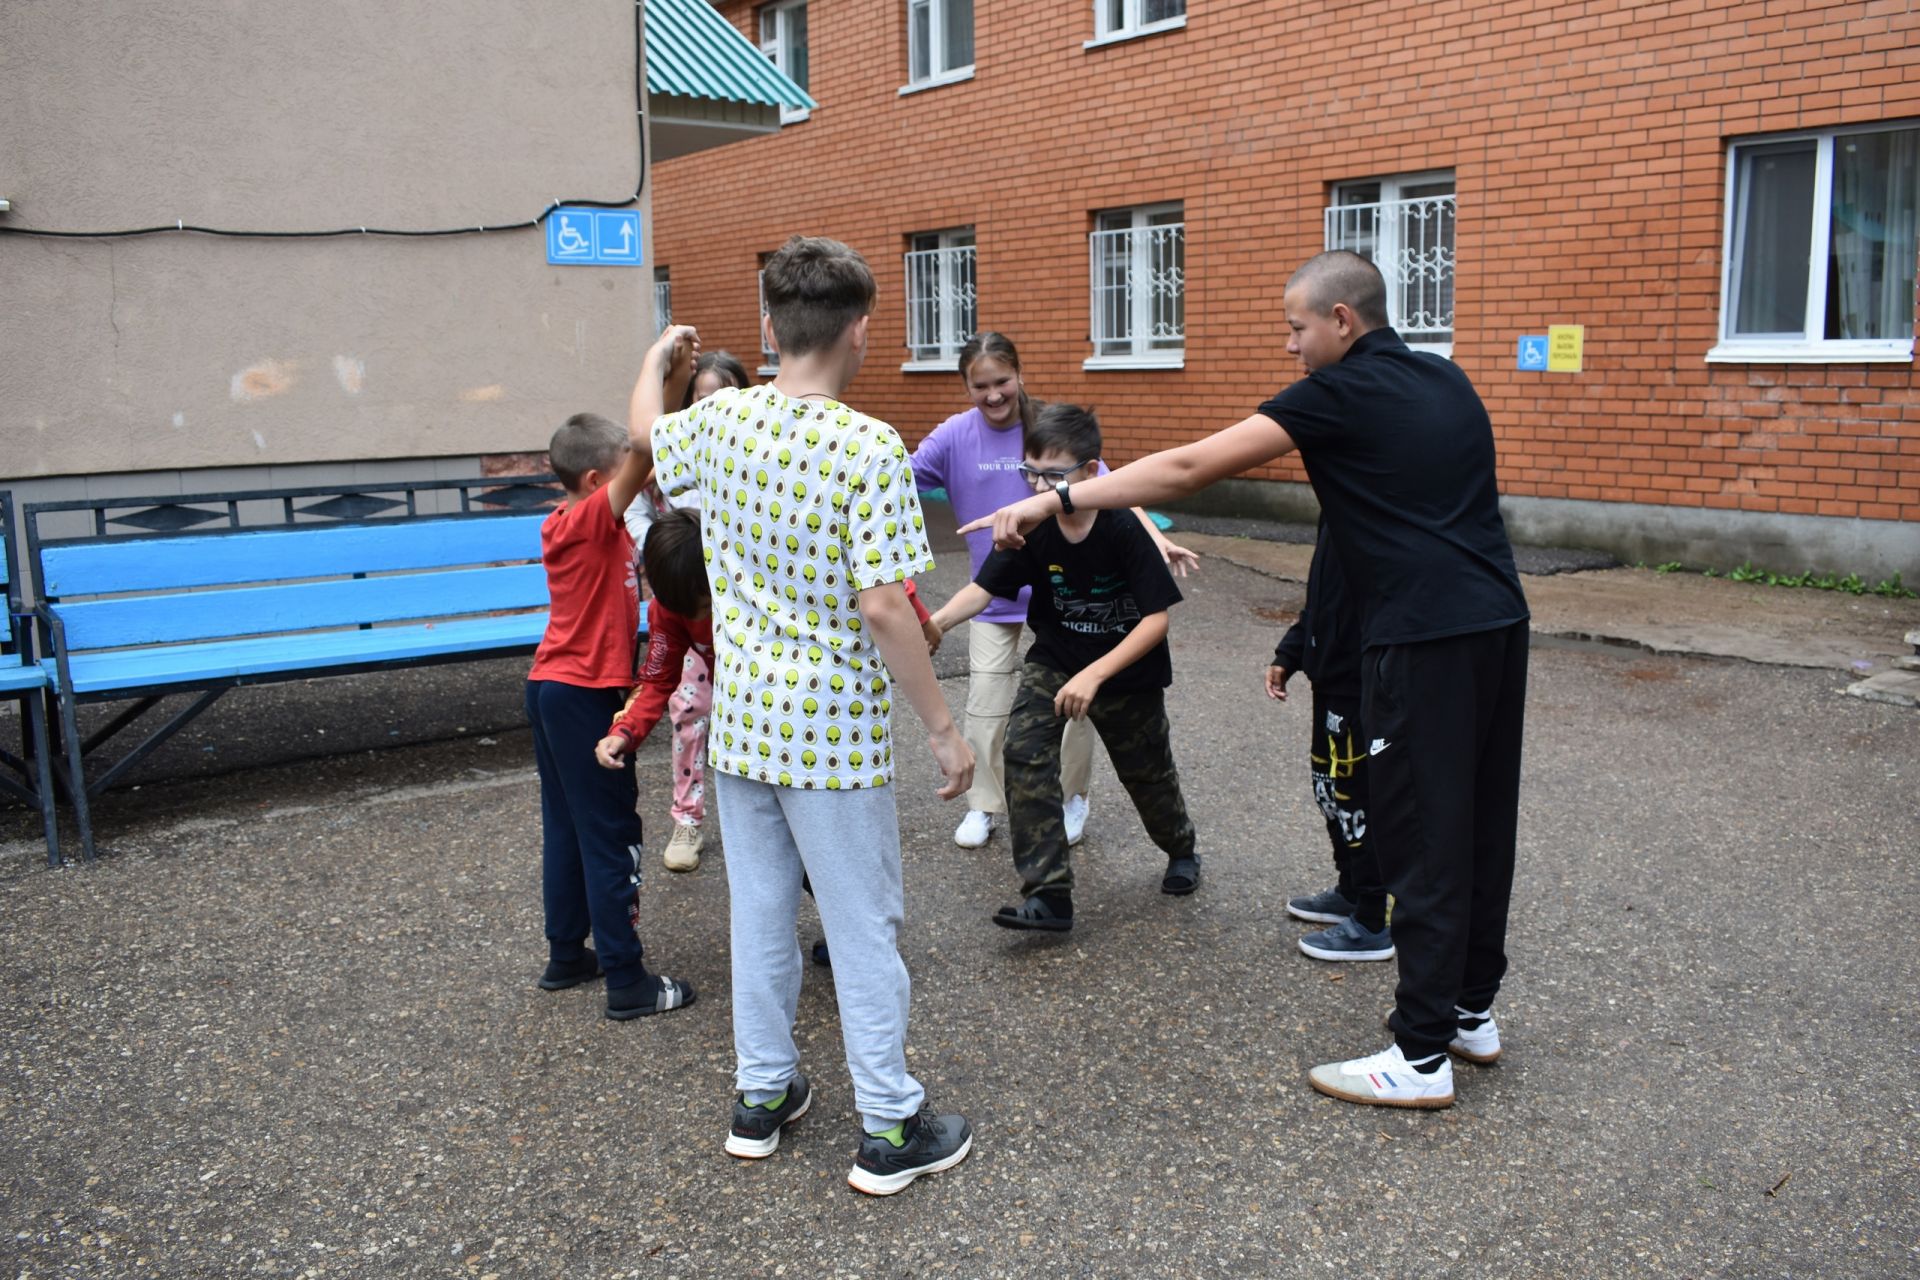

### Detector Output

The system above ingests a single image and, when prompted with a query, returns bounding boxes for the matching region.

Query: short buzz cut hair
[547,412,626,490]
[1025,401,1102,466]
[1287,250,1390,331]
[760,235,877,358]
[642,508,709,619]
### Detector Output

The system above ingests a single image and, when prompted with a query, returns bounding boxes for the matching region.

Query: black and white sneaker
[1286,886,1356,924]
[725,1073,813,1158]
[846,1110,973,1196]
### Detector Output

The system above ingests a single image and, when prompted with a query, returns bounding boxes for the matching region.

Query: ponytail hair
[957,330,1038,438]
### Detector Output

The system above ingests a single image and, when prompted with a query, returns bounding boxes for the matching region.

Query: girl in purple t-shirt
[910,332,1196,849]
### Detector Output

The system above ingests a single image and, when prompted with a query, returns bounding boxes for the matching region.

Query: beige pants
[964,621,1093,814]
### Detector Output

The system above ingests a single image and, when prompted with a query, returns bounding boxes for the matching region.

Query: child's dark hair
[547,413,626,490]
[681,350,751,409]
[642,508,709,619]
[1025,402,1101,466]
[760,235,876,359]
[958,331,1039,437]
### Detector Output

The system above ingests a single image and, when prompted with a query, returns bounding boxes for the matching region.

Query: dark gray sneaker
[725,1073,813,1158]
[846,1110,973,1196]
[1286,886,1356,924]
[1298,915,1395,961]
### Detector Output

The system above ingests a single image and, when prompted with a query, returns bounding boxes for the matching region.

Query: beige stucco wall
[0,0,654,481]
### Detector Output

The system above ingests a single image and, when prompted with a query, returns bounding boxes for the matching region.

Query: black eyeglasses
[1017,460,1092,486]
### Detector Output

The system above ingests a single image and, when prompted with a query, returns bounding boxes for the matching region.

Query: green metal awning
[644,0,816,112]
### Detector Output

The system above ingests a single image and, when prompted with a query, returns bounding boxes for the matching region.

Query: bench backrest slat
[54,564,551,650]
[38,514,546,598]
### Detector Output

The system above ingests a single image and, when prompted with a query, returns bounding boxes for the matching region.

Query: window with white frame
[1092,0,1186,44]
[756,264,779,373]
[903,229,977,368]
[758,1,810,124]
[904,0,973,92]
[1087,203,1185,367]
[653,267,671,338]
[1712,122,1920,363]
[1324,172,1455,352]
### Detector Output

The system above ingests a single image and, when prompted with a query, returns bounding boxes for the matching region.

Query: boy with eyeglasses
[928,402,1198,933]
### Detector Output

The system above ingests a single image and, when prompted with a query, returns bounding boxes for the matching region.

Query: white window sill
[1083,353,1185,371]
[757,363,780,377]
[1084,17,1187,50]
[901,358,961,373]
[899,67,975,97]
[1705,339,1914,364]
[778,107,812,125]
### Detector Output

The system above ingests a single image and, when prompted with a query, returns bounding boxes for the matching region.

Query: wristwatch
[1052,480,1074,514]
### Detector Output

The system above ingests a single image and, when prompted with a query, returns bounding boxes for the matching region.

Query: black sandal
[1161,855,1202,896]
[991,894,1074,932]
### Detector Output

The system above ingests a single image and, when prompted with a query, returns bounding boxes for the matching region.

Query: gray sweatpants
[714,772,925,1132]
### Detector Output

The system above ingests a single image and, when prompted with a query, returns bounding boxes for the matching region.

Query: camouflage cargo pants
[1004,661,1196,898]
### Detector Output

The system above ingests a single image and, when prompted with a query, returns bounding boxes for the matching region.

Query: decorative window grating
[1088,205,1184,362]
[1324,175,1455,348]
[904,232,976,365]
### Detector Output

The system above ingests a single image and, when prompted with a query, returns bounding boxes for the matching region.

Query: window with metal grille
[758,1,810,124]
[903,229,976,368]
[1710,122,1919,364]
[1324,173,1455,353]
[653,268,671,338]
[1087,203,1184,367]
[756,262,778,373]
[904,0,973,92]
[1093,0,1185,43]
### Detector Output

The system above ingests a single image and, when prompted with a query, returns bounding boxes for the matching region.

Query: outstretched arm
[964,413,1297,550]
[927,583,995,638]
[618,325,699,516]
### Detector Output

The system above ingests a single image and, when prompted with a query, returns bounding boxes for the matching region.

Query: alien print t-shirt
[974,509,1182,696]
[652,384,934,791]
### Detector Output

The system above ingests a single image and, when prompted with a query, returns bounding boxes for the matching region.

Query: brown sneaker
[663,821,704,872]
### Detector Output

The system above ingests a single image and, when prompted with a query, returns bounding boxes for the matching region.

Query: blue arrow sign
[546,207,644,266]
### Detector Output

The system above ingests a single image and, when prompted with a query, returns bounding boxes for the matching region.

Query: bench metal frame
[1,491,65,866]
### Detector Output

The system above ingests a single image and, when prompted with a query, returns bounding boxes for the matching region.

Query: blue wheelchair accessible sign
[1516,335,1549,370]
[546,207,644,266]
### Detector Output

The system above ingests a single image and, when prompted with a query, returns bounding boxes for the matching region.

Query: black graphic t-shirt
[975,510,1182,694]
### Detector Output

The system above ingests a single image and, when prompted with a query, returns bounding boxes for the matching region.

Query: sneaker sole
[663,854,701,872]
[953,834,992,849]
[1286,906,1351,925]
[1448,1041,1502,1065]
[846,1133,974,1196]
[725,1091,812,1159]
[1297,939,1395,962]
[1308,1074,1454,1109]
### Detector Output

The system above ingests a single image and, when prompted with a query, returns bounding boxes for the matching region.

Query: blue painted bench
[33,509,564,859]
[1,490,63,866]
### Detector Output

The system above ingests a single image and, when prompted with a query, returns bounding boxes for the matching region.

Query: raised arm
[964,412,1297,550]
[617,325,699,516]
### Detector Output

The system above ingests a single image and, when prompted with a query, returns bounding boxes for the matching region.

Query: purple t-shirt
[910,408,1111,627]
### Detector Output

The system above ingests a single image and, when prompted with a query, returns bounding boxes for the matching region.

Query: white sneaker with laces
[1308,1042,1455,1109]
[953,809,993,848]
[663,822,704,872]
[1063,794,1090,847]
[1450,1007,1502,1064]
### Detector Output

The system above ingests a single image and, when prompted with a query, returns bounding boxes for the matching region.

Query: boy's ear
[849,313,870,355]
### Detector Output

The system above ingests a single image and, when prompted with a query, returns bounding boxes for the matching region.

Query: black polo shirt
[1257,328,1528,649]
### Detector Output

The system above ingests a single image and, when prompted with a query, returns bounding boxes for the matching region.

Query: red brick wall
[651,0,1920,523]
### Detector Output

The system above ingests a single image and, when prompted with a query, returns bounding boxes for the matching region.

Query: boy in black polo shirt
[928,403,1197,932]
[961,252,1527,1109]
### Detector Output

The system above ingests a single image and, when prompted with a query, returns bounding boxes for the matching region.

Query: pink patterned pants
[667,650,712,825]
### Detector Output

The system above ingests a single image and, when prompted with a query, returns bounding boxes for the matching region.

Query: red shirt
[607,598,715,745]
[529,491,639,688]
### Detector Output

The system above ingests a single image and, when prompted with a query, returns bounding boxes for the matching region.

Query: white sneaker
[1449,1007,1502,1064]
[1063,794,1089,847]
[1308,1043,1454,1109]
[953,810,993,848]
[663,822,704,872]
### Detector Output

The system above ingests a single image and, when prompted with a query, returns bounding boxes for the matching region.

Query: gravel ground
[2,530,1916,1279]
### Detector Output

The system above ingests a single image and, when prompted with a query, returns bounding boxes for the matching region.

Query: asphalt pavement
[1,507,1916,1278]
